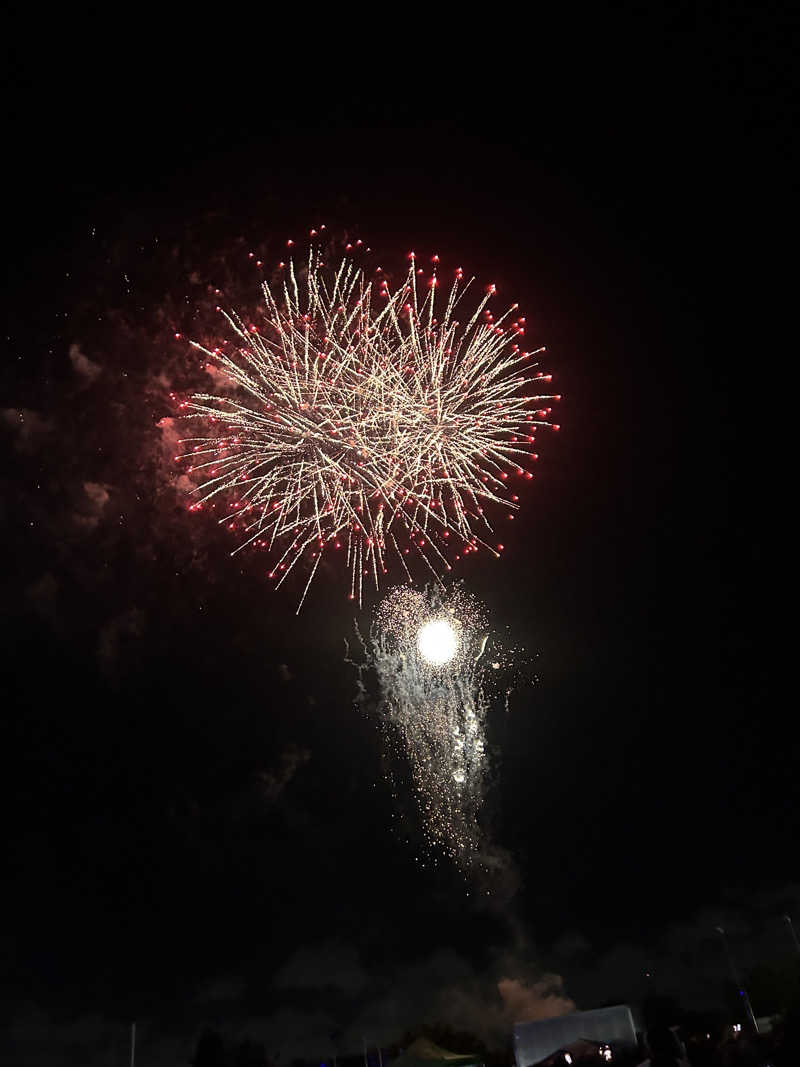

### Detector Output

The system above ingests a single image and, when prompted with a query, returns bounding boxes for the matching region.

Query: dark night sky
[1,5,792,1065]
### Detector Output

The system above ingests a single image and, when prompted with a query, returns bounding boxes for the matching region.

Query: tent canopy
[392,1037,482,1067]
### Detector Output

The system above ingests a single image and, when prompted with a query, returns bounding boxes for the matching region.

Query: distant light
[417,618,459,665]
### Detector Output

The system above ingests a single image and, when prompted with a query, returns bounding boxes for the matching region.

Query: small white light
[417,618,459,665]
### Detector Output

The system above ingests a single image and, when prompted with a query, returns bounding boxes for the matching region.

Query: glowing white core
[417,618,459,665]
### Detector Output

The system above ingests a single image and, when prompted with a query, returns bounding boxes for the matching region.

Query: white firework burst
[368,584,492,865]
[177,244,559,609]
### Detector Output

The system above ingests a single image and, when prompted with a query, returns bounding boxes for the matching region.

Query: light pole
[783,914,800,956]
[715,926,758,1033]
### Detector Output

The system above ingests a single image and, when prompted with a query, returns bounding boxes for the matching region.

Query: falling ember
[363,584,496,866]
[178,242,558,610]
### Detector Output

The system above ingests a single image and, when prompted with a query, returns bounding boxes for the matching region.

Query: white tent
[513,1006,636,1067]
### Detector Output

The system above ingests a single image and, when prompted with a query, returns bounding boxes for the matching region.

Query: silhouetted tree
[193,1028,227,1067]
[642,991,683,1031]
[748,956,800,1017]
[234,1038,269,1067]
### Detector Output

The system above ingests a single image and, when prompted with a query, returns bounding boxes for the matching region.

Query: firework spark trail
[177,243,559,609]
[366,584,494,866]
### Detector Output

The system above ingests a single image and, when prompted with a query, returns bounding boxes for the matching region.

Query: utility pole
[715,927,758,1033]
[130,1022,136,1067]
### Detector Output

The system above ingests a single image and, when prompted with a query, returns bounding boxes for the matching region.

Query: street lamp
[714,926,758,1033]
[783,914,800,956]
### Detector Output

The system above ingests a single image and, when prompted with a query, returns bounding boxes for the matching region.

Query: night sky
[1,6,791,1065]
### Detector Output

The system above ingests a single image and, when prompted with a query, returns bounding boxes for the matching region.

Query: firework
[364,583,495,865]
[177,241,559,609]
